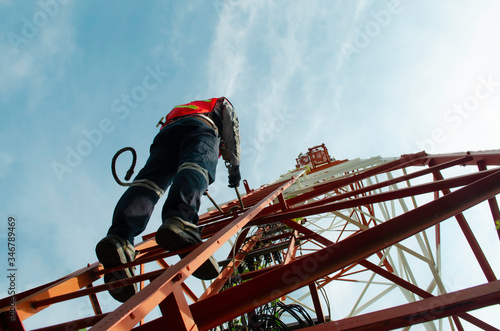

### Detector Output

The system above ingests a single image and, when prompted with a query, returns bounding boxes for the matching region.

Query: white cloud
[206,0,267,97]
[0,152,14,178]
[353,0,370,24]
[385,2,500,155]
[0,44,35,95]
[207,1,355,184]
[0,1,76,108]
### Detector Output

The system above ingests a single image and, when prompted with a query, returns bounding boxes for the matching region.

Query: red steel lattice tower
[2,145,500,330]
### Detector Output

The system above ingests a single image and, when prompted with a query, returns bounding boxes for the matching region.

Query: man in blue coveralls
[96,97,241,302]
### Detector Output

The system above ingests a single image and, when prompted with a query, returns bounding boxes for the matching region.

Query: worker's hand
[228,164,241,188]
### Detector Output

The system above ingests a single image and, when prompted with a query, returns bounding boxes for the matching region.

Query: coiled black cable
[111,147,137,186]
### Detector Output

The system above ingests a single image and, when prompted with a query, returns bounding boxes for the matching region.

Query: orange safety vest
[162,98,219,129]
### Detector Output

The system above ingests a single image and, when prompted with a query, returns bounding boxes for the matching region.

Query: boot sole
[156,222,202,251]
[96,237,129,268]
[104,270,138,303]
[179,252,220,280]
[156,222,220,280]
[96,236,137,302]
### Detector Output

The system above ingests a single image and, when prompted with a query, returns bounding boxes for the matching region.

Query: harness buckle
[156,117,165,128]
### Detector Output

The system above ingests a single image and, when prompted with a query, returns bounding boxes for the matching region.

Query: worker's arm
[219,97,241,187]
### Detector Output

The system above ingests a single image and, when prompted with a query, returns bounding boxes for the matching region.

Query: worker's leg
[96,125,179,302]
[160,120,219,225]
[106,126,179,244]
[156,119,220,280]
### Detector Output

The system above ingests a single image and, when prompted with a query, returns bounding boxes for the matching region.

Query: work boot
[156,217,220,280]
[95,234,138,302]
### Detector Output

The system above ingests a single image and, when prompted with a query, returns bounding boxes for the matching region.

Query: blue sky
[1,0,500,328]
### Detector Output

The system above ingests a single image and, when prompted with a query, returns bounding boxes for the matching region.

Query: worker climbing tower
[2,145,500,330]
